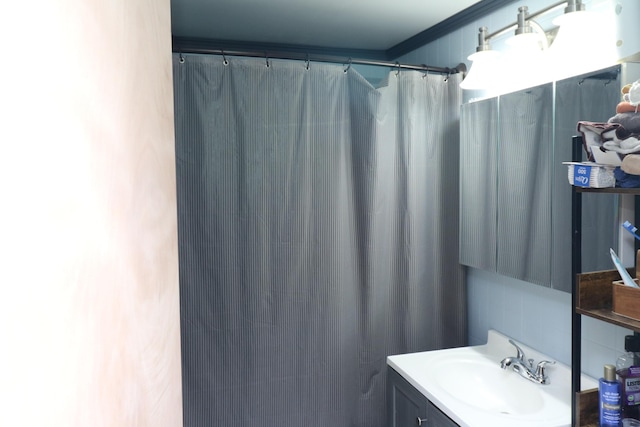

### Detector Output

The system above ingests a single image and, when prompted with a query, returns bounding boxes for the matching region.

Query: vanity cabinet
[387,367,458,427]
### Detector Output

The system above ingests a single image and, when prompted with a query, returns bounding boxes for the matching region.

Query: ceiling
[170,0,506,59]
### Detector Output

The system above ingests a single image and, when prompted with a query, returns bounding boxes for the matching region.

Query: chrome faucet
[500,339,555,385]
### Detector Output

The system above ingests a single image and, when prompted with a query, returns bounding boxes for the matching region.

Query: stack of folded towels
[578,80,640,186]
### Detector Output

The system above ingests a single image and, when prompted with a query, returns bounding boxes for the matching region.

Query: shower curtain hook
[179,52,185,64]
[344,58,352,73]
[444,71,450,82]
[265,54,270,68]
[222,51,229,66]
[305,54,310,70]
[395,62,400,77]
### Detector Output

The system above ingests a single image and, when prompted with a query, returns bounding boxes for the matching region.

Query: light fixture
[459,27,501,90]
[502,6,550,91]
[458,50,501,91]
[459,0,614,93]
[548,0,616,80]
[507,6,548,51]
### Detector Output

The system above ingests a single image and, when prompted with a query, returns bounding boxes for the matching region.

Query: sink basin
[431,355,544,415]
[387,330,598,427]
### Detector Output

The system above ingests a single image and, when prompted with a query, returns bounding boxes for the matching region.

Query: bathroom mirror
[460,64,634,292]
[496,83,553,285]
[459,97,497,271]
[552,68,622,288]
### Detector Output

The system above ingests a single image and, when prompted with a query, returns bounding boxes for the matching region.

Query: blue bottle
[600,364,622,426]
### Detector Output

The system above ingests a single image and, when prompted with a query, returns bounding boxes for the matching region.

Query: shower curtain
[172,54,466,427]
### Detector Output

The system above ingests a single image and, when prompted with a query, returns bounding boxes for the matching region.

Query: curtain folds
[172,54,466,427]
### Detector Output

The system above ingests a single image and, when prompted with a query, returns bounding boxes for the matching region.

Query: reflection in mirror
[553,67,621,291]
[459,65,627,292]
[460,98,498,271]
[497,84,553,286]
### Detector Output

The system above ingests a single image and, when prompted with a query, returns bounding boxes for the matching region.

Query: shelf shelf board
[576,269,640,333]
[575,187,640,194]
[576,307,640,332]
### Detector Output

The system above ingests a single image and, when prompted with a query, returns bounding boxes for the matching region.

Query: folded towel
[577,121,623,161]
[603,135,640,154]
[609,112,640,134]
[615,167,640,188]
[622,154,640,175]
[577,120,640,161]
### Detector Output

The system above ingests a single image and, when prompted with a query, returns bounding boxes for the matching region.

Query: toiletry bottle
[600,364,622,426]
[617,335,640,421]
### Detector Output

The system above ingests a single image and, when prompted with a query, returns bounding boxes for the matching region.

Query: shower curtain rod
[173,40,466,75]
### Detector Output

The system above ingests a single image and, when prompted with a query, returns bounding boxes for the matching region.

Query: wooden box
[613,279,640,321]
[576,268,640,331]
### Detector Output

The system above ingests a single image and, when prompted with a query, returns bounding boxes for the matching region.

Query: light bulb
[549,10,616,80]
[459,50,501,91]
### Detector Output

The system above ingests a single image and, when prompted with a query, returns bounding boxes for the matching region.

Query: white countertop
[387,330,598,427]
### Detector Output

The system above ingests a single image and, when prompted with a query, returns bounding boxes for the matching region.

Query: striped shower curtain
[172,54,465,427]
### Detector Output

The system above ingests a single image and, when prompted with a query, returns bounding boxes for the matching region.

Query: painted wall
[0,0,183,426]
[398,0,640,380]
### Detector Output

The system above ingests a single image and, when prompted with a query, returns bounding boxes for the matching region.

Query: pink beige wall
[0,0,183,425]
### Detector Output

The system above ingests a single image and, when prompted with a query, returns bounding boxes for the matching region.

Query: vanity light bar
[474,0,584,51]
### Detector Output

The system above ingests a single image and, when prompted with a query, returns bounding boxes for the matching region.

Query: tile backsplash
[467,268,632,380]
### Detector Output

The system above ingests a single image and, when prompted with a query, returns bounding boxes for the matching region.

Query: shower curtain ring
[344,58,352,73]
[265,54,270,68]
[305,54,310,70]
[179,53,185,64]
[395,62,400,77]
[222,51,229,66]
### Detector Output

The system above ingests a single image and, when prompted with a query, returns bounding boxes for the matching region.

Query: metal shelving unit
[571,136,640,426]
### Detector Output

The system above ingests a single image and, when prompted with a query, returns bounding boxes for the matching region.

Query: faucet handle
[535,360,556,380]
[508,339,527,361]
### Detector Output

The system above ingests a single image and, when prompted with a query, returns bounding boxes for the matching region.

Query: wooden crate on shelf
[613,279,640,321]
[577,388,598,427]
[576,269,640,332]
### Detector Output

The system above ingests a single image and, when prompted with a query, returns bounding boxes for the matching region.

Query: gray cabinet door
[388,368,429,427]
[387,368,458,427]
[427,401,458,427]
